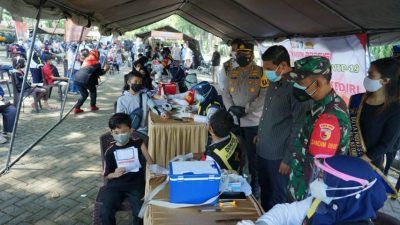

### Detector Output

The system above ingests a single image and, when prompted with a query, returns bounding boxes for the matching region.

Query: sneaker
[90,106,99,111]
[0,134,7,144]
[73,108,84,114]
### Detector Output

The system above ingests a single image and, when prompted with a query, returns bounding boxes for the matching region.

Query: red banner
[64,19,89,42]
[14,21,28,41]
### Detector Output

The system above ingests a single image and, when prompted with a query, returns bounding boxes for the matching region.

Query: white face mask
[309,178,377,205]
[363,77,383,92]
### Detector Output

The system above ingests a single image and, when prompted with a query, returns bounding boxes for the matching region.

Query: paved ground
[0,47,399,224]
[0,46,133,224]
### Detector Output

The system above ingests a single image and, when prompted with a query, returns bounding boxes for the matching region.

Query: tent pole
[2,0,45,173]
[0,103,75,176]
[59,26,85,120]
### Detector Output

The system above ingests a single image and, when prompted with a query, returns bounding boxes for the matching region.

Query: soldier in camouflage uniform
[287,56,350,201]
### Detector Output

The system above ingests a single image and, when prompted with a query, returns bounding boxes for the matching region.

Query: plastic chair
[92,131,149,225]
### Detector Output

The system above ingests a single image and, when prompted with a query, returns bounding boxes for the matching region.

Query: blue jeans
[257,156,289,212]
[0,104,16,133]
[67,69,79,93]
[0,65,12,71]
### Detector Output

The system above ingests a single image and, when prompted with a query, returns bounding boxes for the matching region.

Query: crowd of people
[100,37,400,225]
[1,34,400,225]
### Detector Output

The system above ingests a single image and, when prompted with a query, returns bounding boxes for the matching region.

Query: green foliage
[124,15,223,56]
[369,43,399,60]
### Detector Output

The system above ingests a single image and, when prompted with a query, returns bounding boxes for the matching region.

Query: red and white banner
[64,19,90,42]
[14,21,29,41]
[259,35,367,104]
[151,30,183,40]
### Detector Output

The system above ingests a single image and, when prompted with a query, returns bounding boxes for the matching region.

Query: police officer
[222,42,267,198]
[220,39,244,91]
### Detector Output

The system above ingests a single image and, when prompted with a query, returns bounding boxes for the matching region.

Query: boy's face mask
[112,132,131,145]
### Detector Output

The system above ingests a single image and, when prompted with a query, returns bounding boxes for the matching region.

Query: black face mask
[131,83,143,93]
[292,86,312,102]
[236,55,250,67]
[292,80,317,102]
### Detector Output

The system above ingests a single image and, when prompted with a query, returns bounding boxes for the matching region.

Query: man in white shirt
[184,43,193,69]
[67,44,81,94]
[172,43,181,63]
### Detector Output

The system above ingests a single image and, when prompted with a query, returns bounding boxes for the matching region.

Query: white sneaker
[0,135,7,144]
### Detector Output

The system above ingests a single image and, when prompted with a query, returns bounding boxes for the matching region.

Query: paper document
[114,147,141,173]
[173,112,192,119]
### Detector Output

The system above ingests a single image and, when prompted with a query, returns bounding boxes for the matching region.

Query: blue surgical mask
[195,93,205,103]
[112,133,130,145]
[265,65,282,82]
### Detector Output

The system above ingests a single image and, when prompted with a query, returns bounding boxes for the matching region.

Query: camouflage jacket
[289,90,350,200]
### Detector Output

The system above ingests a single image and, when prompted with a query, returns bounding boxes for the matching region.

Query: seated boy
[102,113,154,225]
[116,71,168,133]
[42,56,69,97]
[193,109,242,172]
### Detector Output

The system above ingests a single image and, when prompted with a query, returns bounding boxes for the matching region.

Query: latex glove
[149,164,168,175]
[229,106,246,118]
[236,220,255,225]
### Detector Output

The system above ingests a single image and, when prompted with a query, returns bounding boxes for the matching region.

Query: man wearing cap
[222,42,266,198]
[288,56,350,201]
[220,39,243,90]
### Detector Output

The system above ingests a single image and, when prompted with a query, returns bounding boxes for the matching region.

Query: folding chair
[10,72,42,112]
[0,68,12,97]
[92,131,149,225]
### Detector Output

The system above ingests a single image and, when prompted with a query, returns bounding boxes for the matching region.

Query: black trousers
[257,156,289,212]
[384,151,398,175]
[101,188,144,225]
[74,82,97,109]
[232,125,260,199]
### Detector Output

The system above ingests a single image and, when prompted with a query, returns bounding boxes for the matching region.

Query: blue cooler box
[169,160,221,204]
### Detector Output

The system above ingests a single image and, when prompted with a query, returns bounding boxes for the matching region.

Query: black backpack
[130,92,145,130]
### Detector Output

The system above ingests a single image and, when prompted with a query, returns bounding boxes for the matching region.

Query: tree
[0,7,3,24]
